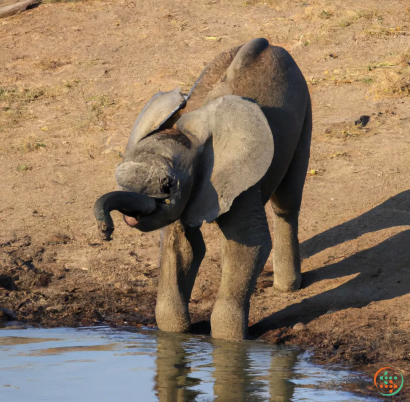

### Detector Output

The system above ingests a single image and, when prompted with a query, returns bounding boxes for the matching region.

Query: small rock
[293,322,306,332]
[355,115,370,127]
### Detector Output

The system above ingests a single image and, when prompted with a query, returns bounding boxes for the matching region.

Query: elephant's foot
[155,294,191,333]
[210,299,248,341]
[274,269,302,292]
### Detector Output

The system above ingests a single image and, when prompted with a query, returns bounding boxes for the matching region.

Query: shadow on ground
[300,190,410,259]
[250,190,410,336]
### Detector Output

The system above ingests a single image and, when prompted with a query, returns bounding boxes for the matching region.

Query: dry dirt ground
[1,0,410,399]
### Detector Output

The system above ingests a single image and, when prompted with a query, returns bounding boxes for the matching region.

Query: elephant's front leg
[156,220,205,333]
[211,188,272,340]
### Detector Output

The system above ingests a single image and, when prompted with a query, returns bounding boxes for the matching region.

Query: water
[0,326,380,402]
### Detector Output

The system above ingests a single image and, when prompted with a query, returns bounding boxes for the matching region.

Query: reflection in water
[213,341,257,402]
[269,352,298,402]
[212,340,289,402]
[155,333,202,402]
[154,333,372,402]
[0,327,379,402]
[155,332,280,402]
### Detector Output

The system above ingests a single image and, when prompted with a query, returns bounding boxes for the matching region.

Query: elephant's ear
[124,88,186,157]
[177,95,274,225]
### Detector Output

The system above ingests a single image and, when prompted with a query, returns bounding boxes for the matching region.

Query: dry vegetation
[1,0,410,399]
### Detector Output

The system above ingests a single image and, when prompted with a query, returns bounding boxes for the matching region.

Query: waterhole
[0,326,380,401]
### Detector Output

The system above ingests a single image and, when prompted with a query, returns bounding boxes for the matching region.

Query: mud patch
[0,336,61,346]
[19,343,118,356]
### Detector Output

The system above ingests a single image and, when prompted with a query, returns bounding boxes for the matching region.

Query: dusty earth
[1,0,409,399]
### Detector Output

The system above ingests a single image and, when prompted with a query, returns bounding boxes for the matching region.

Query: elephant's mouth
[123,214,140,227]
[121,195,171,227]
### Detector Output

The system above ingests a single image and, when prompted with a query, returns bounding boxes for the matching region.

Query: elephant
[94,38,312,341]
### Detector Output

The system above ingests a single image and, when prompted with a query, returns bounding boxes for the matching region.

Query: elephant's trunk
[94,191,156,240]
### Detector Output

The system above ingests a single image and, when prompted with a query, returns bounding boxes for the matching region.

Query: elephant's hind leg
[212,187,272,340]
[271,101,311,292]
[156,220,205,333]
[270,200,302,292]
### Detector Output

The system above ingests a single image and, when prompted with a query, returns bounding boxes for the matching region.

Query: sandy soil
[1,0,409,399]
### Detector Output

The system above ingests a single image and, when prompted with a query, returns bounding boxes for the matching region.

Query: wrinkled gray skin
[94,38,311,341]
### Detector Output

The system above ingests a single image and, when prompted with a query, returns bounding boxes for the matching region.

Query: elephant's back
[184,39,309,124]
[182,39,309,164]
[227,42,310,160]
[229,44,309,121]
[182,45,242,115]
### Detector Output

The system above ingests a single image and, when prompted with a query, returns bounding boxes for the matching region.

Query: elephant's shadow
[249,190,410,335]
[300,189,410,259]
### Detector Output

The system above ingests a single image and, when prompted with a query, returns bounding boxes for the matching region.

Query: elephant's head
[94,87,274,240]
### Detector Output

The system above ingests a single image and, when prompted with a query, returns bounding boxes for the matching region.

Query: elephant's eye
[159,177,172,195]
